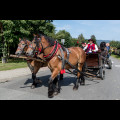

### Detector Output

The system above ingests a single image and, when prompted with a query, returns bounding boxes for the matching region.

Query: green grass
[0,58,27,71]
[111,54,120,60]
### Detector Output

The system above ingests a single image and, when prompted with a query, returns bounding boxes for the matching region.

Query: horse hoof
[36,79,42,84]
[37,80,42,84]
[54,91,58,95]
[73,86,78,91]
[48,91,54,98]
[80,80,85,85]
[31,85,36,89]
[80,82,85,85]
[53,89,60,95]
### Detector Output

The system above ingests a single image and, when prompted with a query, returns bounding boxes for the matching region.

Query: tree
[0,20,56,63]
[71,38,78,46]
[55,30,72,47]
[110,40,120,49]
[91,35,97,44]
[26,20,55,38]
[78,33,85,47]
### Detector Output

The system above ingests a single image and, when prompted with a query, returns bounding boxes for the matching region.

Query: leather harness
[36,38,70,74]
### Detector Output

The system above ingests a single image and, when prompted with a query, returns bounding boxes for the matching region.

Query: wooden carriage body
[86,53,102,69]
[85,52,105,80]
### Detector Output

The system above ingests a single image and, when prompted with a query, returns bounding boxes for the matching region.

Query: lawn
[0,58,28,71]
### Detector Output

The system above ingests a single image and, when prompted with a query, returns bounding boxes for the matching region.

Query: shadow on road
[22,74,100,89]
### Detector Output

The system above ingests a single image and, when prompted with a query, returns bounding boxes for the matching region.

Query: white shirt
[83,43,98,53]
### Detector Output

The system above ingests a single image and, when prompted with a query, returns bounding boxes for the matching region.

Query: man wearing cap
[83,39,98,53]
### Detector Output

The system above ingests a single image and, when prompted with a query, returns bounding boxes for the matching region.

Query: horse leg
[31,73,37,89]
[31,61,42,89]
[80,63,85,85]
[73,63,81,90]
[48,68,60,98]
[60,74,63,80]
[53,76,61,95]
[27,60,37,89]
[73,77,79,91]
[73,63,84,90]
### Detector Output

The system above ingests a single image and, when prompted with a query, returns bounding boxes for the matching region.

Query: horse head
[100,42,109,58]
[15,38,31,56]
[26,35,41,57]
[100,42,106,51]
[26,33,56,58]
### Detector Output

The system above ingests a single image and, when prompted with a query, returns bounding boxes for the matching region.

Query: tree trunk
[0,22,7,63]
[2,57,7,63]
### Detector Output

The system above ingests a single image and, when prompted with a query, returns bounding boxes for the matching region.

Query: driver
[83,39,98,53]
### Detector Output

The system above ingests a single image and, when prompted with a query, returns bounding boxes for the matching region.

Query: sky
[53,20,120,41]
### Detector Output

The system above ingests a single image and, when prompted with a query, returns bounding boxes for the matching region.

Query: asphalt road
[0,56,120,100]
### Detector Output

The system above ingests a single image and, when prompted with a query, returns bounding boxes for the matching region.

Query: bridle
[17,40,28,54]
[30,36,51,55]
[29,36,59,61]
[28,37,42,54]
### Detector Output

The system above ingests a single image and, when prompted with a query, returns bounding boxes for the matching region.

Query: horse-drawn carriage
[84,42,112,80]
[11,35,113,98]
[85,52,105,80]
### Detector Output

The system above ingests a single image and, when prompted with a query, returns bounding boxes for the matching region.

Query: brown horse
[26,34,86,98]
[15,38,46,89]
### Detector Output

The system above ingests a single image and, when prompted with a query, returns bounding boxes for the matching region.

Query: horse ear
[36,34,40,38]
[23,37,26,41]
[19,38,22,41]
[33,34,37,37]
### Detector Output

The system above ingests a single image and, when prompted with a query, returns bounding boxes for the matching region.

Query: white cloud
[57,25,71,31]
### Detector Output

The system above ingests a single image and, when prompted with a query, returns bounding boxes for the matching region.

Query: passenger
[83,39,98,53]
[106,43,110,58]
[81,42,86,49]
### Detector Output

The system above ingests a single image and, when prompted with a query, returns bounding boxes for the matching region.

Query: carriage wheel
[108,59,112,69]
[99,68,105,80]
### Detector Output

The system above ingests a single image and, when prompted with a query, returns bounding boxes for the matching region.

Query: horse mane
[38,33,55,46]
[19,38,31,47]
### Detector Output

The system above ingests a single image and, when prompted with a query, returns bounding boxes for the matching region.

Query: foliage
[55,30,73,47]
[78,33,85,47]
[111,54,120,60]
[0,20,55,60]
[71,38,78,46]
[110,40,120,49]
[91,35,97,44]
